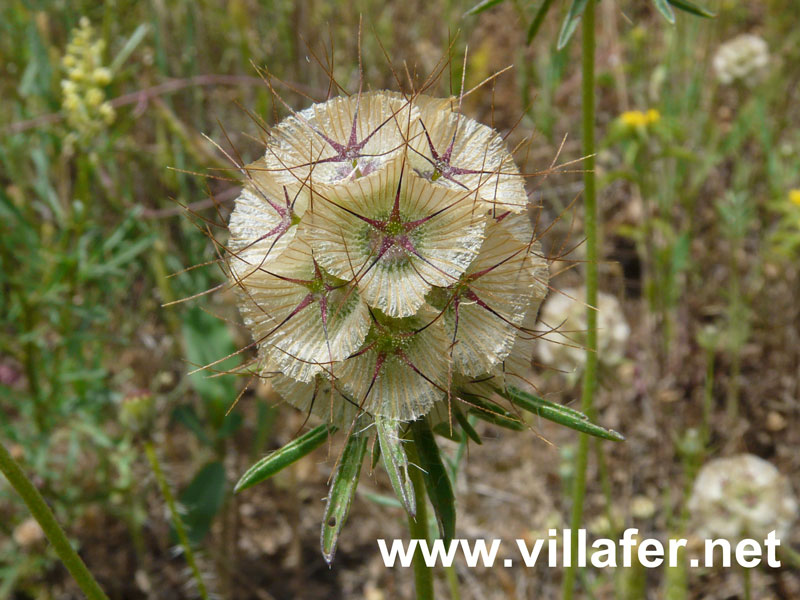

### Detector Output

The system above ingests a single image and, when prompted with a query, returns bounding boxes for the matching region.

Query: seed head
[228,91,549,425]
[688,454,798,543]
[712,34,769,87]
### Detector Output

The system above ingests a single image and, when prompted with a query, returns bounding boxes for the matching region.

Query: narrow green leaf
[432,422,462,442]
[556,0,589,50]
[176,461,226,545]
[527,0,556,44]
[110,23,150,73]
[464,0,505,16]
[653,0,676,23]
[411,420,456,544]
[667,0,715,18]
[371,435,382,469]
[454,406,482,444]
[321,433,368,564]
[376,417,416,517]
[505,387,626,442]
[463,394,525,431]
[234,424,333,493]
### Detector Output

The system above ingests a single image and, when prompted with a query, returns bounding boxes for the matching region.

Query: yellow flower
[620,109,661,129]
[789,189,800,207]
[620,110,648,128]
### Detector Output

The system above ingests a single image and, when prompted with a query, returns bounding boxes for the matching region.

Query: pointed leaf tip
[504,387,625,442]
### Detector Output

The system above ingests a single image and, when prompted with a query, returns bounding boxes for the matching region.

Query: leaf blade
[653,0,676,24]
[464,0,505,16]
[321,433,368,564]
[667,0,715,18]
[505,387,625,442]
[234,424,333,493]
[527,0,557,44]
[556,0,590,50]
[411,419,456,544]
[376,417,416,517]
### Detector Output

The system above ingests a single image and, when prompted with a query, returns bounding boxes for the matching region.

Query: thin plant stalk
[144,441,210,600]
[0,439,110,600]
[563,1,598,598]
[406,443,435,600]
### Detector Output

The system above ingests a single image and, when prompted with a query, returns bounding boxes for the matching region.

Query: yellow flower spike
[789,189,800,207]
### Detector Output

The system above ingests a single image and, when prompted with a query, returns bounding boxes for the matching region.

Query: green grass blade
[505,387,625,442]
[556,0,589,50]
[463,394,525,431]
[527,0,556,44]
[464,0,505,16]
[667,0,715,18]
[376,417,416,517]
[653,0,676,23]
[110,23,150,72]
[321,433,368,564]
[234,424,333,493]
[411,419,456,544]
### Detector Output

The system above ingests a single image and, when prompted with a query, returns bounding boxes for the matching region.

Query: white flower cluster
[688,454,798,542]
[61,17,115,147]
[227,91,549,425]
[712,34,769,86]
[535,288,629,377]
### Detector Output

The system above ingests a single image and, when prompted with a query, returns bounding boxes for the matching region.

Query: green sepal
[504,387,625,442]
[667,0,715,18]
[376,417,416,517]
[462,394,525,431]
[411,419,456,544]
[556,0,590,50]
[321,433,368,564]
[234,424,333,493]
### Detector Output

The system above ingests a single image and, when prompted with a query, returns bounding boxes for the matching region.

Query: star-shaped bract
[264,91,416,185]
[228,161,308,285]
[337,305,450,421]
[438,220,544,377]
[237,239,370,383]
[409,96,528,214]
[303,156,485,318]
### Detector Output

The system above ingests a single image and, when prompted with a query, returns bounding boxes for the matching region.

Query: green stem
[144,442,210,600]
[406,444,435,600]
[742,566,751,600]
[563,2,597,599]
[0,439,109,600]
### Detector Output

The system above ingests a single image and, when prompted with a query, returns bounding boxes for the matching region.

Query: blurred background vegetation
[1,0,799,598]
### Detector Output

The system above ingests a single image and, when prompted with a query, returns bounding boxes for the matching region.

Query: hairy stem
[144,442,210,600]
[0,439,109,600]
[406,443,435,600]
[563,2,597,598]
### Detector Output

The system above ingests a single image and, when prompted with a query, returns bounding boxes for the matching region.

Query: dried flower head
[688,454,798,543]
[227,90,549,425]
[712,34,769,87]
[535,288,629,378]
